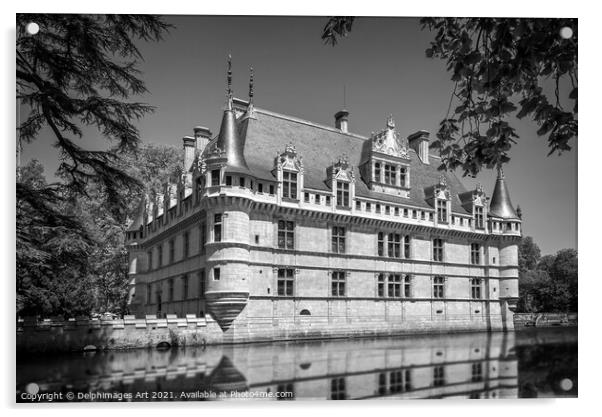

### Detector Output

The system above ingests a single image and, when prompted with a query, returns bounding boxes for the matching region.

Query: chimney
[408,130,430,164]
[193,126,212,155]
[182,136,196,173]
[334,110,349,133]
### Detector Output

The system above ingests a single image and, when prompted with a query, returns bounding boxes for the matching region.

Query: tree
[518,236,541,271]
[321,17,577,176]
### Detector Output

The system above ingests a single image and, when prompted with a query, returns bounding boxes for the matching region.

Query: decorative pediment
[328,154,355,182]
[434,174,450,200]
[472,183,487,206]
[275,143,304,172]
[370,115,410,159]
[206,143,226,160]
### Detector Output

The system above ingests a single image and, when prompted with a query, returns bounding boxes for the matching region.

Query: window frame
[433,276,445,299]
[282,171,298,200]
[277,220,295,250]
[331,270,346,297]
[277,268,295,297]
[331,226,346,253]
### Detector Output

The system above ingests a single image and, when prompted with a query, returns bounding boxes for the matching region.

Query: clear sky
[21,15,577,255]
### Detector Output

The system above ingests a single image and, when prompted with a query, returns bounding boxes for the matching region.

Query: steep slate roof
[488,171,519,220]
[234,106,472,215]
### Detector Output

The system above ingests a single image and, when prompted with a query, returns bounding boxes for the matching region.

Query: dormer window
[437,200,448,224]
[475,206,484,229]
[336,181,350,208]
[384,164,396,185]
[374,162,381,181]
[400,167,407,187]
[282,171,297,199]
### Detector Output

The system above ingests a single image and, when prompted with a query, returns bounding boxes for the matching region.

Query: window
[146,284,152,304]
[213,267,220,281]
[147,250,153,271]
[377,274,385,297]
[366,202,371,212]
[198,270,205,297]
[331,271,346,296]
[214,214,222,242]
[472,363,483,382]
[385,206,390,215]
[276,383,295,401]
[225,175,232,186]
[331,226,346,253]
[471,278,482,299]
[437,200,448,223]
[182,274,189,299]
[282,171,297,199]
[239,177,245,187]
[389,233,401,258]
[475,206,484,229]
[330,378,346,400]
[325,196,331,206]
[403,275,412,297]
[433,366,445,387]
[356,200,361,210]
[304,192,310,202]
[376,204,381,214]
[377,232,385,256]
[404,235,411,258]
[412,210,417,219]
[384,164,396,185]
[269,184,275,195]
[374,162,381,182]
[211,169,220,186]
[400,167,407,187]
[168,239,175,264]
[183,231,190,258]
[471,243,481,264]
[403,208,408,217]
[394,207,399,216]
[336,181,350,208]
[199,222,206,254]
[168,278,174,301]
[258,183,263,193]
[433,276,445,298]
[157,244,163,268]
[433,238,444,262]
[277,220,295,250]
[388,274,402,298]
[277,268,294,296]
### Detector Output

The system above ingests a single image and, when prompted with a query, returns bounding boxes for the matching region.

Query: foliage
[321,17,577,177]
[517,237,577,313]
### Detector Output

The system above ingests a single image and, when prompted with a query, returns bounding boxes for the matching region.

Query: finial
[249,66,254,103]
[226,54,233,99]
[386,114,395,129]
[516,205,522,219]
[497,164,505,179]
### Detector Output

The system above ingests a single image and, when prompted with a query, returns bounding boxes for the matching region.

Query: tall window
[198,270,205,298]
[336,181,350,208]
[374,162,381,182]
[277,220,295,249]
[377,232,385,256]
[471,278,482,299]
[146,284,152,304]
[211,169,220,186]
[391,233,401,258]
[332,271,346,297]
[433,238,444,262]
[388,274,401,298]
[213,267,220,281]
[471,243,481,264]
[168,278,174,301]
[475,206,484,229]
[437,200,448,223]
[377,274,386,297]
[403,275,412,297]
[214,214,222,242]
[332,226,346,253]
[404,235,411,258]
[183,231,190,258]
[433,276,445,298]
[330,378,346,400]
[157,244,163,268]
[400,167,407,187]
[277,268,294,296]
[433,366,445,387]
[472,363,483,382]
[199,222,206,254]
[384,164,396,185]
[182,274,189,299]
[282,171,297,199]
[169,239,175,263]
[147,250,153,271]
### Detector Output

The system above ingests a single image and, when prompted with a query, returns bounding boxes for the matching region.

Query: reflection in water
[16,327,577,401]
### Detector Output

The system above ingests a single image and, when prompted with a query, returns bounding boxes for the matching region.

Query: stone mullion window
[403,275,412,298]
[433,238,444,262]
[378,232,385,257]
[404,235,411,259]
[282,171,298,199]
[331,226,346,254]
[331,271,346,297]
[433,276,445,299]
[336,181,350,208]
[277,220,295,250]
[387,274,402,298]
[470,243,481,264]
[471,278,482,299]
[437,199,448,224]
[277,268,295,296]
[377,273,386,297]
[213,213,223,243]
[475,206,484,229]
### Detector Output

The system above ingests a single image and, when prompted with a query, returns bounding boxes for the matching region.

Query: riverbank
[513,313,577,328]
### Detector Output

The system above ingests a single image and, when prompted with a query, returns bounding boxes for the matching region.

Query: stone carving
[329,154,355,182]
[275,142,303,172]
[370,115,410,159]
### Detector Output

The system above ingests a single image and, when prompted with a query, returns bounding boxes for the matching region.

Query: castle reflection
[16,328,577,401]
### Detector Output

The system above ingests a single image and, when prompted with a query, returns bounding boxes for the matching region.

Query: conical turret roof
[488,168,519,220]
[215,99,250,173]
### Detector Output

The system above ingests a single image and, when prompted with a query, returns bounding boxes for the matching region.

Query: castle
[125,59,521,342]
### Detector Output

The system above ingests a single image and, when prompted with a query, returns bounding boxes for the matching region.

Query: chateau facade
[126,63,521,341]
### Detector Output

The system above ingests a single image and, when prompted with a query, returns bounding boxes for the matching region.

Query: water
[16,327,577,401]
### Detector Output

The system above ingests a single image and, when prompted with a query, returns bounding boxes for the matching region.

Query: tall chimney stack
[182,136,196,173]
[408,130,430,164]
[334,110,349,133]
[193,126,212,155]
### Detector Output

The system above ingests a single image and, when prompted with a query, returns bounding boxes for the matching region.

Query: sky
[20,15,578,256]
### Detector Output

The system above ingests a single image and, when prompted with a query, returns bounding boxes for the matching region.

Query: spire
[488,166,519,219]
[215,55,250,172]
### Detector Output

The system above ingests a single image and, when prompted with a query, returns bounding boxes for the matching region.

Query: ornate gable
[370,115,410,159]
[327,154,355,183]
[434,175,450,200]
[274,143,304,173]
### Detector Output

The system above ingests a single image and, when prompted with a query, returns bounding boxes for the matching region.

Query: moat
[16,327,577,401]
